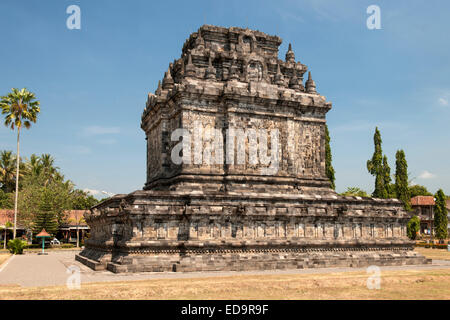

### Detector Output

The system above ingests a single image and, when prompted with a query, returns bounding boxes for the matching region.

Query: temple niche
[76,25,429,273]
[247,61,263,82]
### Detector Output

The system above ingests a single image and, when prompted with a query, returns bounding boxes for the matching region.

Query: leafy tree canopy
[339,187,370,198]
[0,151,100,228]
[408,184,433,198]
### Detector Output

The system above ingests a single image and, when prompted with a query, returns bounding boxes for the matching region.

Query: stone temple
[76,25,429,273]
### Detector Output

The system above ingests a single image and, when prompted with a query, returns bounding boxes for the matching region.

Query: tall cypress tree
[395,149,411,211]
[325,124,335,190]
[367,127,386,198]
[434,189,448,242]
[382,155,393,198]
[32,190,58,236]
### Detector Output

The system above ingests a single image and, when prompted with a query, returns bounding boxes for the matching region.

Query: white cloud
[83,189,115,197]
[83,188,102,196]
[438,97,448,106]
[418,170,436,179]
[82,126,120,136]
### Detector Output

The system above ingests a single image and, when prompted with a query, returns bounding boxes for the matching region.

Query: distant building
[57,210,90,245]
[411,196,435,235]
[0,209,89,244]
[0,209,27,242]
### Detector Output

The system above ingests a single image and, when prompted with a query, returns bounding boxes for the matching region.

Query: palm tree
[40,153,59,186]
[26,153,43,177]
[0,88,40,239]
[0,150,16,193]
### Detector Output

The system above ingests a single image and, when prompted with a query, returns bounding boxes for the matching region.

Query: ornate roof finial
[274,63,285,86]
[205,55,216,80]
[285,43,295,63]
[195,31,205,49]
[305,71,317,93]
[162,66,174,90]
[185,53,197,78]
[155,80,162,95]
[289,71,300,90]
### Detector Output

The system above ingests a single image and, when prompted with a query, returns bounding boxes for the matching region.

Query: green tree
[71,190,98,209]
[395,150,411,211]
[25,154,42,177]
[39,153,59,186]
[0,189,13,209]
[340,187,370,197]
[32,190,58,237]
[434,189,448,242]
[1,88,40,238]
[19,172,74,229]
[382,155,393,197]
[407,215,420,240]
[0,150,16,193]
[367,127,387,198]
[408,184,432,198]
[325,125,335,190]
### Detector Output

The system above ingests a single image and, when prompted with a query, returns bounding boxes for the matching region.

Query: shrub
[61,243,75,248]
[7,238,27,254]
[407,215,420,240]
[415,242,448,249]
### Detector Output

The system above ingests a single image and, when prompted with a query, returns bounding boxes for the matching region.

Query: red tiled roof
[411,196,435,206]
[0,209,88,227]
[0,209,14,226]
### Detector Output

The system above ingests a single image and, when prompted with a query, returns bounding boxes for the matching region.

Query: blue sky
[0,0,449,197]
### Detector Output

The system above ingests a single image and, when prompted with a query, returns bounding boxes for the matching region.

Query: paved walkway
[0,251,449,288]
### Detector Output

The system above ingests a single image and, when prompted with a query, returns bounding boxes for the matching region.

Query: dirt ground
[0,247,449,300]
[0,268,449,300]
[414,247,450,260]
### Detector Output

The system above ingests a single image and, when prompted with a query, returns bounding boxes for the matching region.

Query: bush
[7,238,27,254]
[407,215,420,240]
[61,243,75,248]
[415,242,448,249]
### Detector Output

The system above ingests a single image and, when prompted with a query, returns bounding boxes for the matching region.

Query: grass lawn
[0,268,449,300]
[414,247,450,261]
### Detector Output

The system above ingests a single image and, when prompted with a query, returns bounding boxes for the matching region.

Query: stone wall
[77,191,429,273]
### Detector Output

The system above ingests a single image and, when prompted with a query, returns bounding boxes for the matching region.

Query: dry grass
[0,254,11,267]
[0,268,449,300]
[414,247,450,261]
